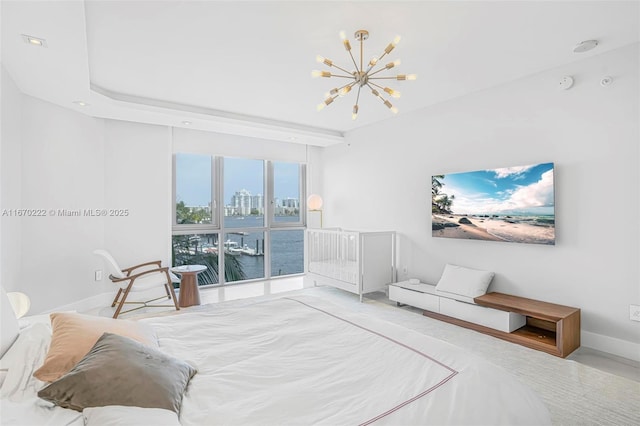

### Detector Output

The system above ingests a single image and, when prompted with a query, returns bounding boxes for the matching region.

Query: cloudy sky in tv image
[442,163,554,216]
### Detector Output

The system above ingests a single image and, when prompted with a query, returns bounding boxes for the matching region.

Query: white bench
[389,281,526,333]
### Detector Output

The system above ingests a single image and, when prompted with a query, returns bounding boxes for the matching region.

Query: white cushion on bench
[435,264,494,301]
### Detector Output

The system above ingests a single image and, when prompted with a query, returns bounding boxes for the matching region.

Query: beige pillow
[33,312,158,382]
[38,333,197,413]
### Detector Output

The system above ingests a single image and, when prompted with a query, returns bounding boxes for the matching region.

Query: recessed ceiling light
[73,101,89,107]
[573,40,598,53]
[182,120,192,125]
[21,34,47,48]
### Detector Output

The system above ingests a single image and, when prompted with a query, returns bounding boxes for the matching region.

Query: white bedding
[0,294,551,425]
[143,295,550,425]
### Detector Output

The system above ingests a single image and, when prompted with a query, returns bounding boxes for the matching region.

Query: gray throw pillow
[38,332,197,413]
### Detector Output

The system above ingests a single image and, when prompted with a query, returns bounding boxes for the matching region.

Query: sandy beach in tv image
[432,163,555,245]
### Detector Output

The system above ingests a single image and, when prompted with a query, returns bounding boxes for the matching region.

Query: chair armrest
[110,267,169,283]
[122,260,163,276]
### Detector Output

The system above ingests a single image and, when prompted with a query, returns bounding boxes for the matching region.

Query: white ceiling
[2,1,638,146]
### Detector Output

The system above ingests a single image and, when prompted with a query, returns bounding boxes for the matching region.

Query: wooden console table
[423,292,580,358]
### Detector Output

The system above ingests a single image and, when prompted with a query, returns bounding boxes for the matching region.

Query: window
[272,161,302,225]
[174,153,214,226]
[270,229,304,276]
[173,154,306,287]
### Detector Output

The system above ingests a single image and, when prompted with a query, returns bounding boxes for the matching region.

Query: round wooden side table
[171,265,207,308]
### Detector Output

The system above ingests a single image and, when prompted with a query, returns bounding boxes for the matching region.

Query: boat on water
[237,244,263,256]
[223,240,241,256]
[201,243,217,254]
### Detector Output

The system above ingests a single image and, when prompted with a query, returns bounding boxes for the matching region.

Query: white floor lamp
[307,194,323,228]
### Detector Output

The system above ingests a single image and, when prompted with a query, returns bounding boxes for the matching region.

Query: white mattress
[142,295,550,425]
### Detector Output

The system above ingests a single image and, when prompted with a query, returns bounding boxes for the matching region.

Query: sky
[175,154,300,206]
[436,162,554,216]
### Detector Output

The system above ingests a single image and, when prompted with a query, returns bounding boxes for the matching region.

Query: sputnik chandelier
[312,29,416,120]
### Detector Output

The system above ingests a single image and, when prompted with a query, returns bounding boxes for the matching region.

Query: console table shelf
[423,292,580,358]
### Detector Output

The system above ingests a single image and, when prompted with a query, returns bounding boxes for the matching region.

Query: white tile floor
[104,276,639,383]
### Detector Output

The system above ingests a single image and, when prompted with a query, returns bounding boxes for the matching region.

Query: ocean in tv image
[432,163,555,245]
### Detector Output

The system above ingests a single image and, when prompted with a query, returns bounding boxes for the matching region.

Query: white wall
[321,44,639,359]
[103,121,171,266]
[1,65,23,292]
[18,94,108,314]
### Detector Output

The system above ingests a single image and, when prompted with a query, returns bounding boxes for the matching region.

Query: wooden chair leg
[164,283,171,299]
[164,271,180,311]
[111,288,123,308]
[113,283,134,319]
[169,284,180,311]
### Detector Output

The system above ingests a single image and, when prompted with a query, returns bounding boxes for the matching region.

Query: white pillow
[0,322,51,401]
[83,406,181,426]
[1,287,19,358]
[435,264,495,300]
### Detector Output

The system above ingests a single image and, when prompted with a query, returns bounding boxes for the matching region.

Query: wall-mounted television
[432,162,555,245]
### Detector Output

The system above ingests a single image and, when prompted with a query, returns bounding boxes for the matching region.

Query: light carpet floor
[135,285,640,426]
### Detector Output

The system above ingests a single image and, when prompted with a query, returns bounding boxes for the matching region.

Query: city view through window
[173,154,304,287]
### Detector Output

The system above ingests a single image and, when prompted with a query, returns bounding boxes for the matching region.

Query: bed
[1,291,551,425]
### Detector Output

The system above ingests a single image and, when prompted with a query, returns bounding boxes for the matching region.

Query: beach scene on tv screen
[432,163,555,245]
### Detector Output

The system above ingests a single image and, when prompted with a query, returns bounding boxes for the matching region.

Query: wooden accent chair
[93,249,180,319]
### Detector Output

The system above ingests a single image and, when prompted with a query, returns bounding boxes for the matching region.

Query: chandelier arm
[355,85,362,106]
[368,81,385,90]
[369,76,404,80]
[347,49,360,74]
[330,63,355,76]
[366,83,389,103]
[329,74,356,79]
[346,81,358,90]
[360,36,364,71]
[367,67,394,78]
[335,81,357,93]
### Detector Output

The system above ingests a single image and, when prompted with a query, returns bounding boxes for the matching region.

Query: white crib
[305,229,396,301]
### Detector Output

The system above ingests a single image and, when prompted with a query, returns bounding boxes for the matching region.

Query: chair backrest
[93,249,126,279]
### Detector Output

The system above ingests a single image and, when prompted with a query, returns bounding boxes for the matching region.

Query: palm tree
[431,175,455,214]
[171,235,246,286]
[432,175,445,197]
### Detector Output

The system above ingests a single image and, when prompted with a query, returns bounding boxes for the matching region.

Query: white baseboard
[581,330,640,362]
[43,287,174,315]
[43,292,114,314]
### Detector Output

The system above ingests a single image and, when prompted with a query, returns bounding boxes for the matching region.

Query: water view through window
[173,155,305,286]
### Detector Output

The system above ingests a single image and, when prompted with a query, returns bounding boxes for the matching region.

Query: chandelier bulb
[339,30,346,40]
[338,86,352,96]
[329,88,339,96]
[369,56,379,66]
[343,39,352,51]
[316,55,333,67]
[393,35,401,45]
[385,60,401,70]
[311,70,332,78]
[384,43,395,54]
[352,105,359,120]
[317,96,335,111]
[391,106,399,114]
[384,87,401,98]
